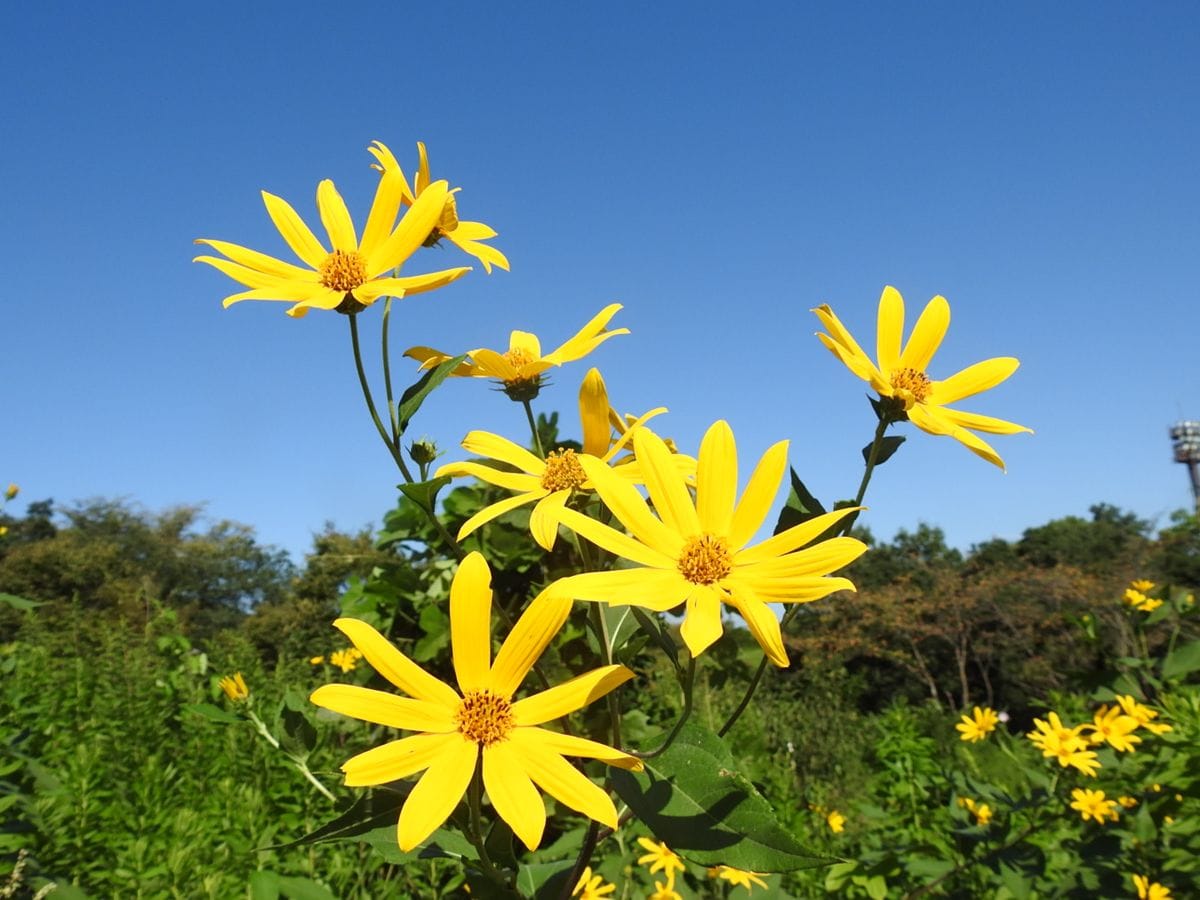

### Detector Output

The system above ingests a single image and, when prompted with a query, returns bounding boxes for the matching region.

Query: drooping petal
[678,586,725,658]
[633,428,700,536]
[341,732,462,787]
[367,181,449,277]
[193,255,302,290]
[812,304,878,376]
[576,455,684,558]
[579,368,612,458]
[415,141,432,196]
[488,591,573,698]
[437,461,542,493]
[946,426,1007,470]
[553,507,678,570]
[934,406,1032,435]
[509,733,619,829]
[514,726,643,770]
[446,232,510,274]
[332,618,460,707]
[261,190,328,268]
[511,665,635,726]
[725,592,789,667]
[310,684,457,732]
[898,294,950,372]
[741,537,867,580]
[928,357,1020,405]
[734,506,860,565]
[461,431,546,476]
[547,567,692,612]
[316,179,358,252]
[397,737,477,851]
[483,741,546,850]
[353,268,471,303]
[876,286,905,374]
[529,490,570,551]
[723,572,857,603]
[544,304,629,365]
[193,239,321,282]
[907,403,957,436]
[451,551,494,694]
[454,491,543,541]
[404,346,475,375]
[728,440,789,549]
[450,220,498,241]
[362,141,413,259]
[287,288,355,315]
[696,420,737,536]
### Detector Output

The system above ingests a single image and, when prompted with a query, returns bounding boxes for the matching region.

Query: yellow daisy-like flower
[1133,875,1172,900]
[1070,787,1119,824]
[707,866,768,893]
[436,369,666,550]
[194,141,471,318]
[1118,795,1139,809]
[309,655,326,665]
[310,552,641,852]
[955,706,1000,742]
[1130,579,1155,593]
[547,421,867,666]
[405,304,629,402]
[1086,704,1142,752]
[572,866,616,899]
[958,798,992,827]
[1115,695,1173,735]
[813,286,1031,469]
[219,672,248,702]
[1027,712,1100,777]
[649,880,683,900]
[329,647,364,674]
[370,140,510,274]
[826,810,846,833]
[4,484,17,501]
[637,837,687,884]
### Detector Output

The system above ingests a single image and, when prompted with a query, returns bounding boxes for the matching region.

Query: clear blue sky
[4,2,1199,562]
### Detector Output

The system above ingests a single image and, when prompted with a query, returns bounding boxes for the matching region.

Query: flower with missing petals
[572,867,615,899]
[813,286,1030,469]
[219,672,248,702]
[707,866,768,893]
[310,552,640,851]
[1133,874,1172,899]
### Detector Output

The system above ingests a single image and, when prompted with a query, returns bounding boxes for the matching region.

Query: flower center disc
[319,249,368,292]
[889,367,932,405]
[456,690,514,746]
[678,534,732,585]
[541,448,586,492]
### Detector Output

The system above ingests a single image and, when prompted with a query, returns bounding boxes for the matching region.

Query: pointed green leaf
[398,475,452,512]
[773,468,827,535]
[862,435,905,466]
[399,354,468,433]
[1162,639,1200,680]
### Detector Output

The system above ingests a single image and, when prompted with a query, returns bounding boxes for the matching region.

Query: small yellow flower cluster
[572,866,615,900]
[1027,712,1101,776]
[4,483,16,501]
[308,648,364,673]
[219,672,248,702]
[957,797,993,826]
[955,706,1000,742]
[1132,874,1172,900]
[1070,787,1119,824]
[636,838,686,898]
[1123,581,1163,613]
[707,866,768,893]
[1028,696,1171,778]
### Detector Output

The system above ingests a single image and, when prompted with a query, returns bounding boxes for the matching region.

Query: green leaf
[277,876,337,900]
[0,593,43,611]
[773,468,827,535]
[398,475,452,512]
[249,871,281,900]
[412,603,450,662]
[398,354,468,432]
[630,607,680,671]
[862,435,905,466]
[182,702,243,725]
[610,721,833,871]
[518,861,575,898]
[1162,639,1200,680]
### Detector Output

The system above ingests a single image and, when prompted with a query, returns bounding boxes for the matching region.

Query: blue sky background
[3,2,1199,563]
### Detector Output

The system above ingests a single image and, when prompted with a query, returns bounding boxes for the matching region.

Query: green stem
[522,399,545,458]
[466,762,509,888]
[349,315,414,482]
[590,603,623,749]
[381,297,401,446]
[247,711,335,802]
[634,654,696,759]
[558,821,600,900]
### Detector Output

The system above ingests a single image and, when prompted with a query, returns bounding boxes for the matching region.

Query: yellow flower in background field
[958,797,992,826]
[1124,587,1162,612]
[1118,795,1139,809]
[219,672,248,702]
[956,706,999,742]
[637,837,686,884]
[4,483,17,500]
[369,141,510,274]
[310,552,641,851]
[329,648,364,673]
[648,880,683,900]
[404,304,629,402]
[572,866,615,899]
[195,141,471,318]
[1070,788,1119,824]
[707,866,768,893]
[1086,704,1142,752]
[1133,875,1172,900]
[1027,712,1100,776]
[1115,695,1173,735]
[309,655,325,665]
[813,287,1030,469]
[826,810,846,833]
[436,369,666,550]
[1130,579,1155,593]
[548,421,868,666]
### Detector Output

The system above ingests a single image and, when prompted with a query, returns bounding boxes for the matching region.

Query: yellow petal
[397,737,477,851]
[544,304,627,364]
[450,220,498,241]
[928,357,1020,405]
[812,304,877,374]
[511,665,635,726]
[461,431,546,476]
[310,684,457,732]
[696,420,737,536]
[546,567,691,612]
[575,456,684,559]
[678,586,724,658]
[261,190,327,269]
[468,347,524,381]
[723,572,857,603]
[483,741,545,850]
[553,507,678,570]
[354,268,471,303]
[633,428,700,537]
[579,369,612,458]
[529,490,570,551]
[509,329,543,360]
[488,591,572,698]
[367,180,449,277]
[193,239,320,282]
[332,618,460,707]
[342,732,462,787]
[513,726,642,770]
[316,179,358,253]
[815,333,881,385]
[451,551,493,694]
[454,491,543,541]
[948,426,1007,470]
[742,536,868,578]
[876,285,905,374]
[415,141,431,195]
[735,507,860,565]
[728,440,789,549]
[362,141,413,259]
[509,732,619,829]
[898,294,950,372]
[446,232,510,274]
[437,461,542,493]
[934,407,1032,435]
[193,255,301,290]
[726,594,789,667]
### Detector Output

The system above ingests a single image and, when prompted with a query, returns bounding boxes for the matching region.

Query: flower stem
[381,297,401,445]
[348,314,414,482]
[247,710,335,802]
[590,603,624,749]
[522,399,545,458]
[634,654,696,759]
[466,761,509,888]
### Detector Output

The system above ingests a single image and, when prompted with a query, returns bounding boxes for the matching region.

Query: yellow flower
[1027,713,1100,776]
[4,483,17,501]
[1070,788,1119,824]
[1123,588,1149,607]
[371,141,509,274]
[1086,705,1142,752]
[956,706,999,742]
[329,647,364,673]
[1133,875,1172,900]
[637,837,687,885]
[547,421,868,666]
[310,552,641,851]
[0,526,7,537]
[957,797,992,826]
[1118,796,1139,809]
[813,287,1030,469]
[1139,597,1163,612]
[1115,695,1173,735]
[826,810,846,833]
[1130,579,1155,593]
[405,304,629,402]
[436,369,666,550]
[195,141,471,318]
[648,880,683,900]
[309,655,326,665]
[219,672,248,702]
[707,866,768,893]
[572,866,615,899]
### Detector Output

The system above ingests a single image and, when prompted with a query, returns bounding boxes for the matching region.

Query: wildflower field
[3,141,1198,900]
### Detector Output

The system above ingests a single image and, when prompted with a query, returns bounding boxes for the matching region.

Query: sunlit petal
[728,440,788,549]
[310,685,457,732]
[696,420,737,536]
[451,552,493,694]
[511,665,635,726]
[898,294,950,372]
[341,732,461,787]
[876,285,905,374]
[488,592,573,697]
[483,742,546,850]
[678,586,724,658]
[397,738,477,851]
[333,618,460,707]
[929,357,1021,405]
